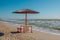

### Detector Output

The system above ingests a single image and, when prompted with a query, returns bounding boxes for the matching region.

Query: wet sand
[0,22,60,40]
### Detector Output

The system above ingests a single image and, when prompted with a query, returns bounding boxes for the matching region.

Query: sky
[0,0,60,19]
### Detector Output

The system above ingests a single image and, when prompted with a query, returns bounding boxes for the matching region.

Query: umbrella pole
[25,13,27,32]
[25,13,27,26]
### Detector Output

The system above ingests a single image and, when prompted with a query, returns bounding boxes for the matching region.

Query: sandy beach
[0,22,60,40]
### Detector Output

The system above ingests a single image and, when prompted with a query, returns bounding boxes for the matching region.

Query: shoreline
[0,21,60,35]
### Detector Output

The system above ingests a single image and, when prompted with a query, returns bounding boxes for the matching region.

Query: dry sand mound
[0,22,16,34]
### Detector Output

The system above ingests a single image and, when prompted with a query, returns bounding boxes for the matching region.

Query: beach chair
[17,25,32,33]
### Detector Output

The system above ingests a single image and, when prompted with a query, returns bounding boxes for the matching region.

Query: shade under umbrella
[13,9,39,33]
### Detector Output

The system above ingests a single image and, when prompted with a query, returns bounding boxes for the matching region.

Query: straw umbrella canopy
[13,9,39,32]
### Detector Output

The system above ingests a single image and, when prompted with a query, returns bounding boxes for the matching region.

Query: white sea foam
[32,25,60,35]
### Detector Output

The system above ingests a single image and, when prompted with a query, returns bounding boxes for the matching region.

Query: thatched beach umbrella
[13,9,39,33]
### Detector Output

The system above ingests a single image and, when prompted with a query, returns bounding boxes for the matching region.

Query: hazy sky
[0,0,60,19]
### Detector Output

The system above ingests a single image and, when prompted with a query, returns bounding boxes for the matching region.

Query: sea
[0,19,60,35]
